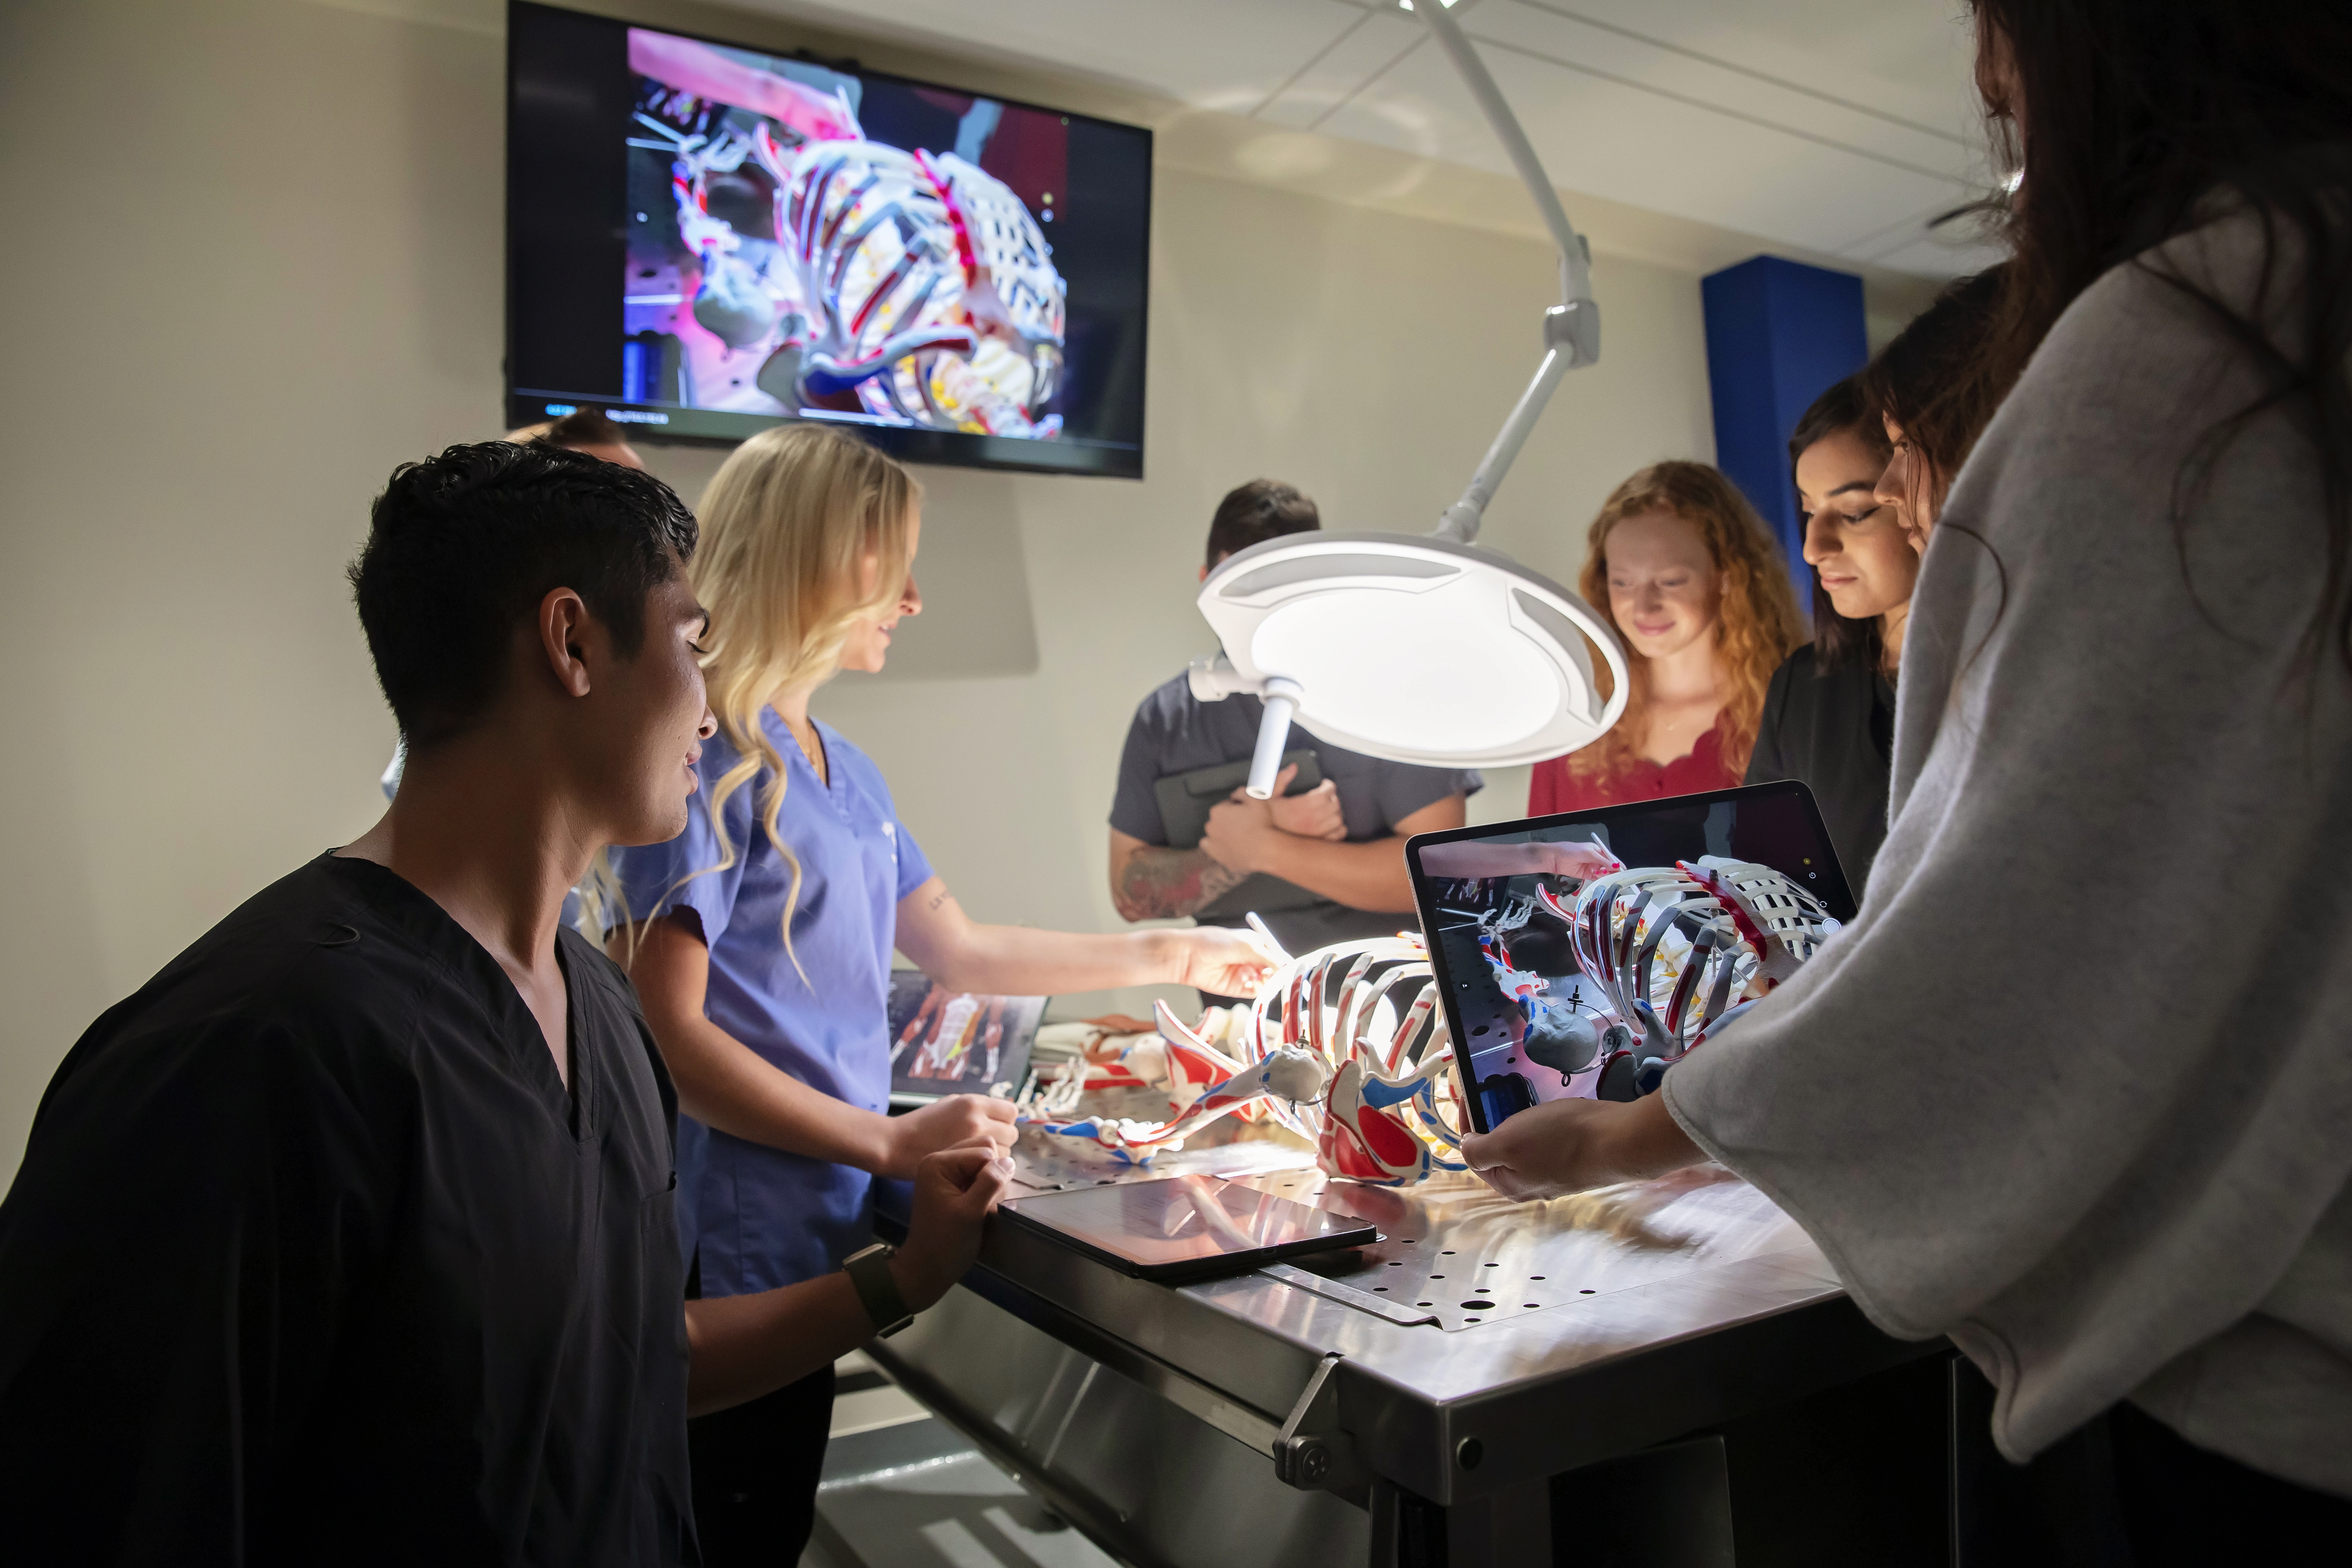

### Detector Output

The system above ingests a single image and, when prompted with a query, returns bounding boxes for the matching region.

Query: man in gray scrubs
[1107,480,1479,961]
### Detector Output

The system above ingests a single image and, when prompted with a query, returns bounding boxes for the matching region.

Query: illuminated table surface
[871,1119,1944,1567]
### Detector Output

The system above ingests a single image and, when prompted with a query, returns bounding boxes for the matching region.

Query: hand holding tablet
[1406,781,1855,1138]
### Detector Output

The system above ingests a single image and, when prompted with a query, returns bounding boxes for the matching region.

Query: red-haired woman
[1528,461,1803,814]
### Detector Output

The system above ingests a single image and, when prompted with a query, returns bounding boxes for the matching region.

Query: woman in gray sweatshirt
[1463,0,2352,1546]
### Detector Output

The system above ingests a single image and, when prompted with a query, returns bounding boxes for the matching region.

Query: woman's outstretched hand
[1163,924,1283,997]
[1459,1093,1705,1201]
[892,1142,1015,1311]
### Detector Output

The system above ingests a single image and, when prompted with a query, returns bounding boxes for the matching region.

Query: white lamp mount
[1196,0,1628,798]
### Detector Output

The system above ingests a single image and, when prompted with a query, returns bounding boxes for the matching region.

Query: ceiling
[727,0,2006,280]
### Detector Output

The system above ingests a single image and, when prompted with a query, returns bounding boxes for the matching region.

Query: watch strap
[843,1243,915,1338]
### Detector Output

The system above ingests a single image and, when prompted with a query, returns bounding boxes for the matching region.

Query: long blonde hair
[597,425,920,973]
[1571,461,1801,781]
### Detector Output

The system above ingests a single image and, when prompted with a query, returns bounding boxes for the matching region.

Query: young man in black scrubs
[0,443,1006,1564]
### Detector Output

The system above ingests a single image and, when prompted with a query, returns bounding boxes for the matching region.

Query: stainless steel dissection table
[872,1129,1955,1568]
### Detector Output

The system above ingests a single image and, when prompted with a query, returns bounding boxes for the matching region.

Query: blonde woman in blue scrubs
[610,424,1274,1564]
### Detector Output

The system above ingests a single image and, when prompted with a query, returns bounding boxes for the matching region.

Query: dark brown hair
[1787,376,1893,674]
[539,408,636,452]
[1205,479,1319,569]
[1969,0,2352,669]
[1858,268,2009,522]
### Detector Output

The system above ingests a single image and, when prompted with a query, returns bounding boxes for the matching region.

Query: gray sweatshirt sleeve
[1660,212,2352,1497]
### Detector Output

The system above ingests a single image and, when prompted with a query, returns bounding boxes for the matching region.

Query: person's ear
[538,587,596,699]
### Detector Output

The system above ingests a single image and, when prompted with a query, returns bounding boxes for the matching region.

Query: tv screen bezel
[503,0,1152,479]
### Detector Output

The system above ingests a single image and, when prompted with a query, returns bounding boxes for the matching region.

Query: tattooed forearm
[1113,846,1246,921]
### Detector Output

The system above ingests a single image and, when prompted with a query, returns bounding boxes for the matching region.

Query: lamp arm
[1417,0,1590,300]
[1187,653,1256,702]
[1436,341,1569,542]
[1418,0,1601,546]
[1186,6,1621,772]
[1193,657,1304,802]
[1244,678,1304,800]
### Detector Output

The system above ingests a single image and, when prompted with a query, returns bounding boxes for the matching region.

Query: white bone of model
[1018,930,1471,1185]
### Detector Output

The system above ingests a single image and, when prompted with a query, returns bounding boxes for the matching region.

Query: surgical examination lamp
[1191,0,1629,798]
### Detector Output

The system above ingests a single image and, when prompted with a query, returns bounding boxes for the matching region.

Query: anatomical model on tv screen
[622,28,1067,439]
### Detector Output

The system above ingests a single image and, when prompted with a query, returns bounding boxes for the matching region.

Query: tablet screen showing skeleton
[1409,783,1856,1133]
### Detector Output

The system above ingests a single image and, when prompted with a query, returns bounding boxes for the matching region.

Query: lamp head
[1194,531,1628,768]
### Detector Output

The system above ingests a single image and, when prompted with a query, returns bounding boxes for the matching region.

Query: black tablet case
[1151,747,1322,849]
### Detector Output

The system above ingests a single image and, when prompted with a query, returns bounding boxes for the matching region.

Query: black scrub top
[0,853,695,1566]
[1744,644,1897,892]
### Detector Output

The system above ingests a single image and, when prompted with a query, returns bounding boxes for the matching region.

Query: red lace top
[1527,711,1743,816]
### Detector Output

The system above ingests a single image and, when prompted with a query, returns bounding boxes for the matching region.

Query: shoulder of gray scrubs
[1661,206,2352,1497]
[1108,676,1191,843]
[1360,755,1480,827]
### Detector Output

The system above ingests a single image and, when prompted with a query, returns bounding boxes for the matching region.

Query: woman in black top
[1748,278,2013,890]
[1744,374,1916,888]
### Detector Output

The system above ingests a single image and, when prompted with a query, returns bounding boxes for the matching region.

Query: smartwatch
[843,1243,915,1338]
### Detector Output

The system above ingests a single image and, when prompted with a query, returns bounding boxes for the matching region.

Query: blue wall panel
[1701,256,1868,594]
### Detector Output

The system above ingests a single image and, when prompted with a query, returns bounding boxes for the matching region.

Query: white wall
[0,0,1715,1176]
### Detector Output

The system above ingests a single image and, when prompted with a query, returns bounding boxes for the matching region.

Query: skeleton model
[1476,910,1552,1022]
[1021,857,1839,1183]
[641,94,1067,438]
[764,138,1065,437]
[1565,857,1839,1093]
[1020,934,1470,1187]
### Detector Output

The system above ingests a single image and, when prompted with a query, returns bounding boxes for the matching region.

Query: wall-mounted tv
[507,1,1152,478]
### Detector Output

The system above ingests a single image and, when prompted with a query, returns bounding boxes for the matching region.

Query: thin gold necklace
[784,716,827,783]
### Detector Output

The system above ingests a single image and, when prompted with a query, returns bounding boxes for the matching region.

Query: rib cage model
[757,136,1066,437]
[1019,934,1469,1187]
[1568,857,1838,1086]
[1020,858,1837,1184]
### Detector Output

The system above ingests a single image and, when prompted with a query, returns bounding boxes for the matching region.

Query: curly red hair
[1571,461,1802,781]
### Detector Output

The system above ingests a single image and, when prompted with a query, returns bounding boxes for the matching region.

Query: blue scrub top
[611,712,931,1296]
